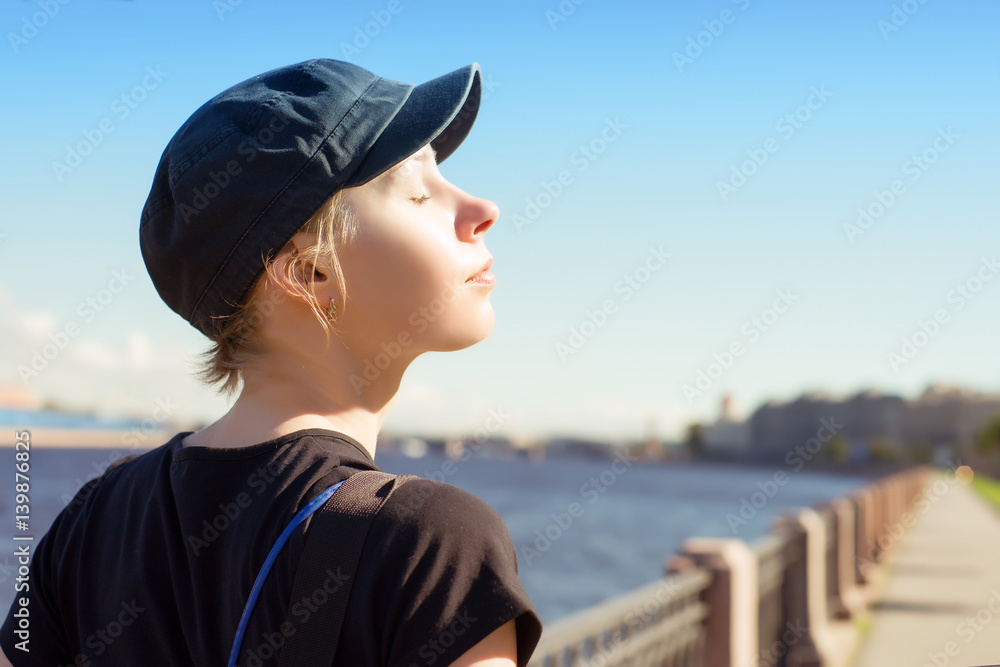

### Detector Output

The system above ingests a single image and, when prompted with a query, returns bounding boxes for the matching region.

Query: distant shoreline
[0,430,931,480]
[0,427,174,449]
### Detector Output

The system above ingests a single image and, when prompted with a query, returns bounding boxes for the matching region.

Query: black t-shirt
[0,428,543,666]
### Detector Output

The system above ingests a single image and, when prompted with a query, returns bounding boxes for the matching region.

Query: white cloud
[125,330,154,370]
[0,293,227,424]
[72,339,122,370]
[19,310,59,338]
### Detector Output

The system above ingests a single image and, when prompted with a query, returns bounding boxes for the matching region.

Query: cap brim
[345,63,482,187]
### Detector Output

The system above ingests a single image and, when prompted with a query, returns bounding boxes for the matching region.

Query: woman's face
[337,143,498,358]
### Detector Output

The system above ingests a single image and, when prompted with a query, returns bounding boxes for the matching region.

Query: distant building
[747,383,1000,461]
[544,436,619,459]
[903,384,1000,451]
[454,434,521,459]
[703,394,751,457]
[376,433,525,459]
[371,383,1000,465]
[750,391,839,460]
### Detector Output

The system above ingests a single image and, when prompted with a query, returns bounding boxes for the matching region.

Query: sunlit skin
[450,619,517,667]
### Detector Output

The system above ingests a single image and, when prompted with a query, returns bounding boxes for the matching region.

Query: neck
[184,335,412,459]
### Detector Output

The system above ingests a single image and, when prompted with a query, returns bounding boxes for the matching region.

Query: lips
[467,257,493,281]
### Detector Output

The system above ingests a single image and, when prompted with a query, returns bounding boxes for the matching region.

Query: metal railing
[526,465,932,667]
[528,568,712,667]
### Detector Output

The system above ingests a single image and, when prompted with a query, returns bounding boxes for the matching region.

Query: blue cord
[227,478,347,667]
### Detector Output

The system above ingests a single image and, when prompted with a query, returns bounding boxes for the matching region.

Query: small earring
[326,297,338,323]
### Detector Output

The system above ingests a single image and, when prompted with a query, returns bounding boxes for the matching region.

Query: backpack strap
[228,477,349,667]
[276,470,418,666]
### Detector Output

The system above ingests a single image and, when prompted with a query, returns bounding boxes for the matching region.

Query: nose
[456,189,498,241]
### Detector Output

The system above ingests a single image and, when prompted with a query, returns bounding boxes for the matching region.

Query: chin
[435,308,496,352]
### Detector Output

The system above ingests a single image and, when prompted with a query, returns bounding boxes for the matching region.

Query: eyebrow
[387,144,437,177]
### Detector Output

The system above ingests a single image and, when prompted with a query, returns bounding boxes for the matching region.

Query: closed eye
[410,194,431,205]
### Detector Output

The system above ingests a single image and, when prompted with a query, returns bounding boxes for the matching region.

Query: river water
[0,444,873,626]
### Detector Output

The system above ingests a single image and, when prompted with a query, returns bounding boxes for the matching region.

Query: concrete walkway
[854,472,1000,667]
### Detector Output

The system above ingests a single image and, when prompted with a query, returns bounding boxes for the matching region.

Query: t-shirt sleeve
[368,477,543,667]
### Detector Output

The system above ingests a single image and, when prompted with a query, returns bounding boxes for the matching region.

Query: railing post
[851,487,876,588]
[881,479,898,557]
[887,474,901,528]
[772,507,835,667]
[678,538,758,667]
[828,497,865,619]
[870,483,888,563]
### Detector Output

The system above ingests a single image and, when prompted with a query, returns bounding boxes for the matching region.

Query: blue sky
[1,0,997,443]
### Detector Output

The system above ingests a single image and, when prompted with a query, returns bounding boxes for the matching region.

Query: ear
[266,232,332,304]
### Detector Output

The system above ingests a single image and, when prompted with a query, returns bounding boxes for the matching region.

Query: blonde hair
[196,189,359,397]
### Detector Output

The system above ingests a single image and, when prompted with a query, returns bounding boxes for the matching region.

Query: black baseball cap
[139,58,483,337]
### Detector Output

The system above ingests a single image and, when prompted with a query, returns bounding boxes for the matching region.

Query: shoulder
[361,476,543,666]
[58,451,145,522]
[48,440,179,550]
[62,442,169,516]
[29,439,173,554]
[377,476,514,553]
[368,475,528,608]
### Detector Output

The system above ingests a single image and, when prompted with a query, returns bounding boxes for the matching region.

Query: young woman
[0,59,542,666]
